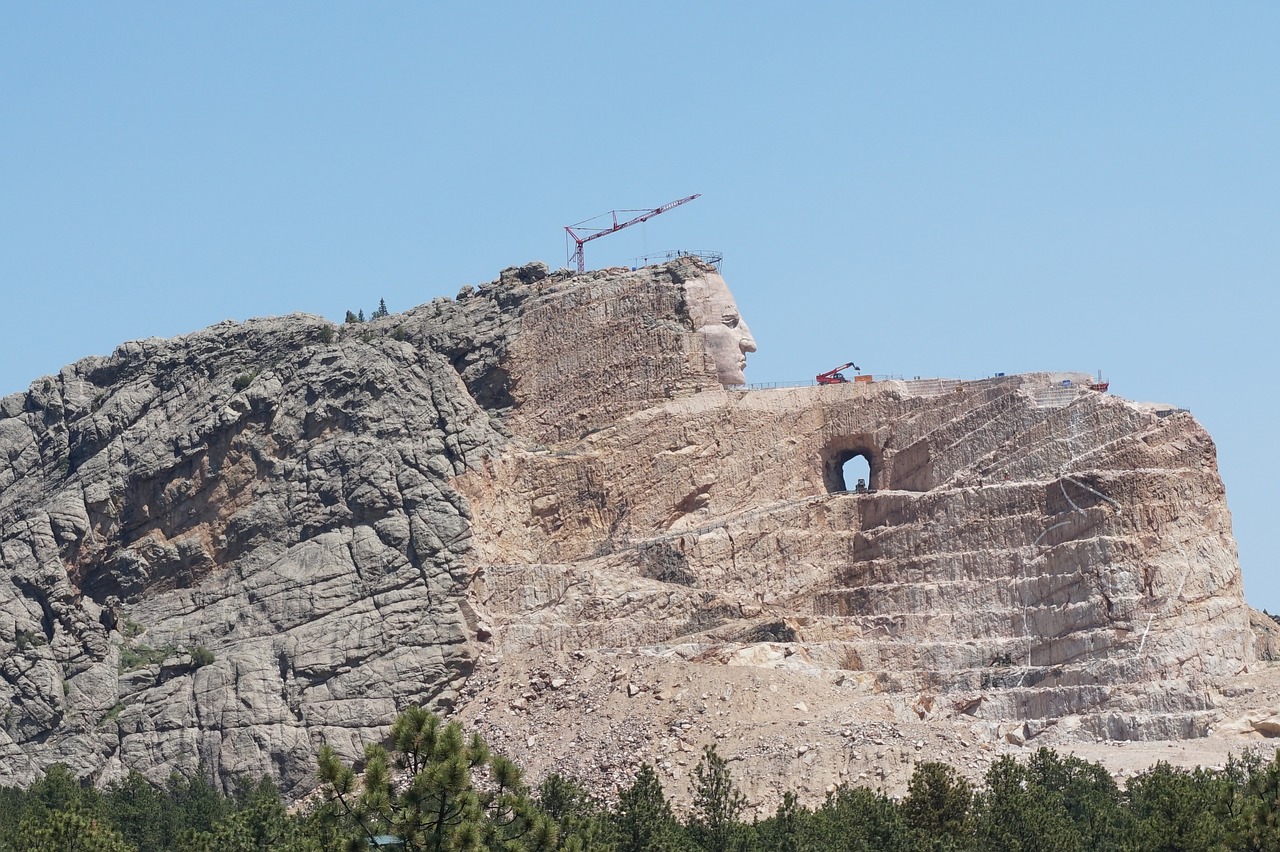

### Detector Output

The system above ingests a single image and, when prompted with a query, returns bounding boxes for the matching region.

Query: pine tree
[972,756,1079,851]
[1126,763,1227,850]
[315,706,556,852]
[16,809,134,852]
[104,770,181,851]
[901,761,972,847]
[614,764,684,852]
[759,791,809,852]
[690,745,747,852]
[537,774,614,851]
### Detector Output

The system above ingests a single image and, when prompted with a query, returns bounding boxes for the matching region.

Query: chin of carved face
[703,328,750,384]
[682,272,758,385]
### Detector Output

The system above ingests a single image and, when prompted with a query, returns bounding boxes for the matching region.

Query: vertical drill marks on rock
[1137,540,1198,660]
[1021,476,1124,670]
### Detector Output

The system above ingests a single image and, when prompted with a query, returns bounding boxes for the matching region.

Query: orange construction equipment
[817,362,860,384]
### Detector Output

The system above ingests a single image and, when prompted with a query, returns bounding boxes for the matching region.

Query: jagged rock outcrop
[0,298,511,793]
[0,258,1259,803]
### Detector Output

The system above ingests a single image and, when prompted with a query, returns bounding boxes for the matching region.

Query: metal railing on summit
[630,249,724,270]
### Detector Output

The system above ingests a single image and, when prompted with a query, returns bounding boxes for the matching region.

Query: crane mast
[564,194,700,273]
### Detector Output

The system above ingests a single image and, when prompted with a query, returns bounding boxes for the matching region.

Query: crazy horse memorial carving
[0,257,1256,803]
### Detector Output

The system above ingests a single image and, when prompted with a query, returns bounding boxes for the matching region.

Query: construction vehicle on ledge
[817,362,861,384]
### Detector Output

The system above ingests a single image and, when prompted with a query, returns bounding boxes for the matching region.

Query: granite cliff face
[0,259,1258,801]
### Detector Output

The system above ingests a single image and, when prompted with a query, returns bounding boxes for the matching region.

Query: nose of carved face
[735,325,757,377]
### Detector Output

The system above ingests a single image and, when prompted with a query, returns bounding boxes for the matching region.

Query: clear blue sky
[3,4,1277,606]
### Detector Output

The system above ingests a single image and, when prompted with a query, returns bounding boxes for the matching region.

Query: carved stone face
[682,271,757,385]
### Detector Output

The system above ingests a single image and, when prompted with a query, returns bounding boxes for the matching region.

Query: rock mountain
[0,259,1260,803]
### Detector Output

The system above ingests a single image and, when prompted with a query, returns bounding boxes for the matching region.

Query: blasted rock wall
[457,265,1254,746]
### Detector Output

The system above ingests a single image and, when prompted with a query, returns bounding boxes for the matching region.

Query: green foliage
[317,324,336,344]
[0,764,324,852]
[104,770,180,851]
[15,628,47,652]
[1126,761,1228,851]
[344,310,361,324]
[0,765,111,852]
[15,807,135,852]
[972,755,1080,851]
[689,745,747,852]
[232,372,255,391]
[119,643,173,671]
[902,761,972,849]
[170,769,232,831]
[537,773,616,851]
[755,791,809,852]
[14,733,1280,852]
[190,646,215,668]
[391,325,409,341]
[187,777,319,852]
[1221,749,1280,851]
[123,618,145,639]
[372,299,390,319]
[614,763,685,852]
[806,784,911,852]
[316,705,557,852]
[968,748,1135,851]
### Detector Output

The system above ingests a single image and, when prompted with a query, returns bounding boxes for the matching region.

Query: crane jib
[564,194,701,273]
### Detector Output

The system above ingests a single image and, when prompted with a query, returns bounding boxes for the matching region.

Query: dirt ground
[451,647,1280,817]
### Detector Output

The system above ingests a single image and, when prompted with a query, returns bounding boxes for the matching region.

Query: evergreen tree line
[345,299,390,324]
[6,706,1280,851]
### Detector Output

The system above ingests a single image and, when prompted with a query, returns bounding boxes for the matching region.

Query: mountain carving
[0,259,1258,802]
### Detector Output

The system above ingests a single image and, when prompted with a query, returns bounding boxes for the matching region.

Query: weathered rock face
[0,301,511,793]
[0,257,1257,802]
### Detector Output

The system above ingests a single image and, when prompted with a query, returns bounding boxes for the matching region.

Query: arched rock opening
[821,437,883,493]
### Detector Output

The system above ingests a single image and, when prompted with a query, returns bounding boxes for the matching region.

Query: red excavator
[817,362,860,384]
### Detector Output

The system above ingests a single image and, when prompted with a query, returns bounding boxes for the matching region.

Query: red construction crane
[564,194,700,273]
[817,362,860,384]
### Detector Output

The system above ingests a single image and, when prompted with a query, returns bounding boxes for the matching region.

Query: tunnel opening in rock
[841,455,872,493]
[822,439,881,494]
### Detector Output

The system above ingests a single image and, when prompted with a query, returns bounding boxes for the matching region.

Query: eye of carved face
[722,313,740,329]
